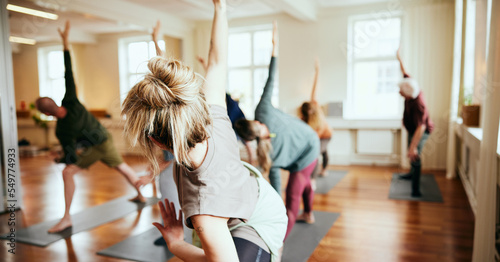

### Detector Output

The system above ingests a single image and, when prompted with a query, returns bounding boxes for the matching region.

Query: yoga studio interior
[0,0,499,261]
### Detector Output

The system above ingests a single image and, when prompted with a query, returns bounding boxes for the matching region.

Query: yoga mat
[98,211,340,262]
[389,173,443,202]
[97,227,174,262]
[0,196,159,247]
[314,170,348,194]
[282,211,340,262]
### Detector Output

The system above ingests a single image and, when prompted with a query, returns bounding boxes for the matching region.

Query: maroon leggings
[285,159,318,239]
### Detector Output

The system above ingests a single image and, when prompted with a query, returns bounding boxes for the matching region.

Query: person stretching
[35,21,145,233]
[121,1,287,261]
[234,21,320,238]
[396,47,434,197]
[298,59,333,179]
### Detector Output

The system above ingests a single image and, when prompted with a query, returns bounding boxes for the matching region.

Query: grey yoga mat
[97,227,174,262]
[282,211,340,262]
[0,196,159,247]
[314,170,348,194]
[389,173,443,202]
[97,211,340,262]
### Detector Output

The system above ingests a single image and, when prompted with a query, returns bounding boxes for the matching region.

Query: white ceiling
[7,0,392,44]
[122,0,279,21]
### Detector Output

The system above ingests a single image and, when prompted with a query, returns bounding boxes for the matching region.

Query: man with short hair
[36,21,145,233]
[396,48,434,197]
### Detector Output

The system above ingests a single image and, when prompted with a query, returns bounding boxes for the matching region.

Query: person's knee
[62,166,78,178]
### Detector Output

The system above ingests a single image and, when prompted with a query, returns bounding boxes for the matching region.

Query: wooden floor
[0,155,474,262]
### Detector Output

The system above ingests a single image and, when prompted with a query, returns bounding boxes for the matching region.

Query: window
[38,46,65,107]
[119,36,165,102]
[463,0,476,101]
[228,25,278,118]
[346,15,402,119]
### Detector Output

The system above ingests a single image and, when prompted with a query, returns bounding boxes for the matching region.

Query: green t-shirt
[55,51,109,165]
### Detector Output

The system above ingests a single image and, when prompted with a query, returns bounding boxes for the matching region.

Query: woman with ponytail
[234,22,320,239]
[298,59,333,178]
[122,1,287,261]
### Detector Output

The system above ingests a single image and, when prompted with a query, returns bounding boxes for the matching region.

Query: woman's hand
[272,20,278,56]
[58,20,70,50]
[153,199,185,247]
[152,20,161,43]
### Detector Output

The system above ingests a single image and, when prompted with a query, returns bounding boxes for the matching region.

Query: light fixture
[9,36,36,45]
[6,4,58,20]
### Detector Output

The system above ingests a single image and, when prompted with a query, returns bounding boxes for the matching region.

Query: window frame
[345,13,403,120]
[118,35,165,104]
[228,24,278,119]
[37,45,65,107]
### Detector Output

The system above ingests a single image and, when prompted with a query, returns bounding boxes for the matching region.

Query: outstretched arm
[396,47,410,78]
[259,21,279,105]
[152,20,164,57]
[58,20,77,100]
[153,199,239,261]
[203,0,228,108]
[58,20,70,51]
[310,58,319,103]
[196,56,209,73]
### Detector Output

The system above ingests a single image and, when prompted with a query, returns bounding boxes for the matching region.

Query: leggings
[285,159,318,239]
[321,150,328,170]
[234,237,271,262]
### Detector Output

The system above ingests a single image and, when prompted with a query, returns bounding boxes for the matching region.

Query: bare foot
[48,217,72,233]
[319,170,327,177]
[129,194,146,203]
[296,212,315,224]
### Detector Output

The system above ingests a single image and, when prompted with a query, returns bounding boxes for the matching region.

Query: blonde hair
[299,101,325,133]
[234,119,273,174]
[121,56,211,176]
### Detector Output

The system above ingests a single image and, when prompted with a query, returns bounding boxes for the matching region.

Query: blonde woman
[298,59,333,177]
[121,1,287,261]
[234,22,320,237]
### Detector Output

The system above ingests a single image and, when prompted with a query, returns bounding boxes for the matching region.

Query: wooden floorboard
[0,156,474,262]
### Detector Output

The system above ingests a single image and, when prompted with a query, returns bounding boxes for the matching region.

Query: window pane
[352,61,400,117]
[47,51,64,79]
[228,33,251,67]
[353,18,401,59]
[148,40,165,58]
[41,78,66,106]
[228,69,252,115]
[129,74,141,89]
[128,42,149,73]
[253,30,272,65]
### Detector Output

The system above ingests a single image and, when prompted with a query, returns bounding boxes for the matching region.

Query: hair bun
[146,57,202,105]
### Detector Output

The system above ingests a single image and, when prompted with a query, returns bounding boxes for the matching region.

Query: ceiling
[7,0,392,45]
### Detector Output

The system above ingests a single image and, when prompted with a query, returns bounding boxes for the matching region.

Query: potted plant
[29,103,50,150]
[462,91,480,127]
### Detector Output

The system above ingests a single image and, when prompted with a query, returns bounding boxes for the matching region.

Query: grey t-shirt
[255,57,320,173]
[174,105,267,250]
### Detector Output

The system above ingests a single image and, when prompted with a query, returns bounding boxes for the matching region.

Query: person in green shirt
[35,21,146,233]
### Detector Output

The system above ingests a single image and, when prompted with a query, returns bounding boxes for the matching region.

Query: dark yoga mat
[389,173,443,202]
[98,211,340,262]
[0,196,159,247]
[314,170,348,194]
[98,227,174,262]
[282,211,340,262]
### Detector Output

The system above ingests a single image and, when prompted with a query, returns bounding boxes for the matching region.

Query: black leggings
[321,150,329,170]
[233,237,271,262]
